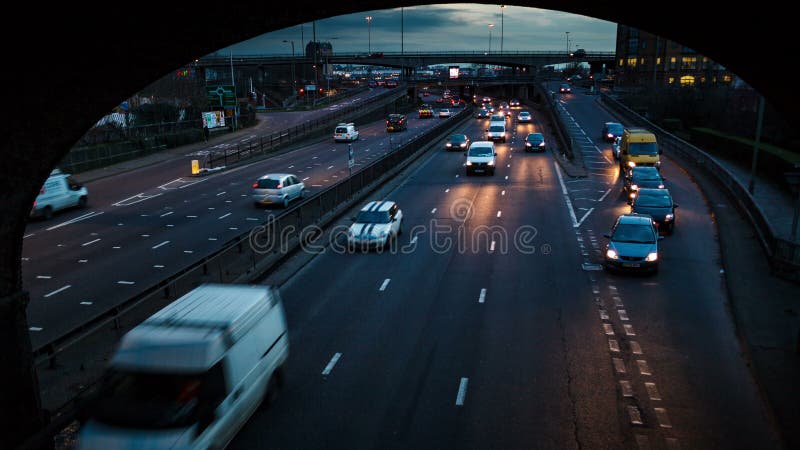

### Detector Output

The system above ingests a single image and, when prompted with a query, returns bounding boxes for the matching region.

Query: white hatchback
[252,173,305,208]
[348,200,403,250]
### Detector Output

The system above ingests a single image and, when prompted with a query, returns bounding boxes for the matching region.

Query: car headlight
[446,143,452,147]
[487,160,495,166]
[658,184,664,189]
[631,184,638,191]
[526,142,532,147]
[628,161,636,168]
[665,213,674,221]
[629,192,637,199]
[606,249,618,260]
[460,143,467,148]
[466,160,473,166]
[655,161,661,167]
[539,142,546,147]
[646,252,658,262]
[607,133,613,138]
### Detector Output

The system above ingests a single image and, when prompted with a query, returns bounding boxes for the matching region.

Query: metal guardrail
[199,51,617,63]
[20,105,472,450]
[205,86,406,168]
[599,93,800,280]
[538,83,575,162]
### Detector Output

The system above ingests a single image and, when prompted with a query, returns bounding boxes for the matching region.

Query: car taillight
[276,184,282,189]
[252,182,259,188]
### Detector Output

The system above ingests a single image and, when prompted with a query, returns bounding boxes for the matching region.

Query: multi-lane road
[27,86,782,448]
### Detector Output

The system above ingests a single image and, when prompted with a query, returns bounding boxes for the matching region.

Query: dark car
[603,214,663,274]
[572,48,586,58]
[602,122,624,142]
[385,79,398,88]
[630,188,678,234]
[476,108,491,119]
[524,132,546,152]
[509,98,520,107]
[624,166,666,201]
[445,134,470,151]
[386,113,407,132]
[559,83,571,93]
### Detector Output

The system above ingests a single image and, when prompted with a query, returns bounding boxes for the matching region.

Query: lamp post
[365,16,373,54]
[488,23,494,54]
[322,37,339,94]
[500,5,506,54]
[282,40,296,97]
[565,31,570,56]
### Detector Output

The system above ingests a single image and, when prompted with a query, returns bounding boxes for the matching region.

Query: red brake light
[252,182,259,188]
[276,184,282,189]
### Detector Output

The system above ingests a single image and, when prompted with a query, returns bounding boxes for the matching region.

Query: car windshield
[612,223,656,243]
[527,134,543,142]
[607,124,623,134]
[629,142,659,155]
[256,179,281,189]
[632,174,661,182]
[520,112,530,116]
[469,146,494,157]
[635,194,672,208]
[450,135,466,143]
[90,367,225,429]
[489,125,504,132]
[356,211,391,224]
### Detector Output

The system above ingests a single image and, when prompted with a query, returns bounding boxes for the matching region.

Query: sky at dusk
[209,4,617,57]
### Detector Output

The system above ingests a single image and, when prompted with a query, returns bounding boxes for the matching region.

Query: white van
[333,122,359,142]
[465,141,497,176]
[486,123,507,143]
[77,284,290,450]
[30,168,88,220]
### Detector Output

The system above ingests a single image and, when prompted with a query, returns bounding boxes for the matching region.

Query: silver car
[252,173,305,208]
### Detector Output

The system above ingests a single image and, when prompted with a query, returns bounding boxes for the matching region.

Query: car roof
[632,166,660,174]
[470,141,494,147]
[526,132,543,138]
[636,188,671,196]
[360,200,396,212]
[617,214,654,225]
[258,173,293,180]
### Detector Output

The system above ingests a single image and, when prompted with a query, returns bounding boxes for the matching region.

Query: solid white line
[321,352,342,376]
[576,208,595,227]
[554,162,579,228]
[598,189,613,202]
[431,208,437,214]
[455,377,469,406]
[46,211,104,231]
[479,288,487,303]
[36,275,52,279]
[379,278,391,291]
[81,238,101,247]
[151,240,170,249]
[160,211,174,217]
[44,285,71,298]
[24,233,34,239]
[218,213,232,219]
[117,281,135,285]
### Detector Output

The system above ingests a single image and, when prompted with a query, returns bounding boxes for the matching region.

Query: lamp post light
[365,16,373,54]
[282,40,296,97]
[565,31,570,56]
[488,23,494,54]
[500,5,506,54]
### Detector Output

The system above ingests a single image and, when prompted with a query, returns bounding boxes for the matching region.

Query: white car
[30,168,88,220]
[438,108,452,118]
[517,111,532,123]
[348,200,403,250]
[252,173,305,208]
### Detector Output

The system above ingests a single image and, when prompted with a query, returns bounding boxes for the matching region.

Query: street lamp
[282,40,296,97]
[365,16,373,54]
[488,23,494,54]
[322,37,339,94]
[500,5,506,54]
[565,31,570,56]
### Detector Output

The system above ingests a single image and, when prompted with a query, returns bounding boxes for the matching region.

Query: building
[614,25,735,87]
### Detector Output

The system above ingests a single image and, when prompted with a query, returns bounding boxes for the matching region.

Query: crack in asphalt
[557,307,583,450]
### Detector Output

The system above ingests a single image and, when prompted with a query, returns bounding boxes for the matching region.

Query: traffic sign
[206,85,236,107]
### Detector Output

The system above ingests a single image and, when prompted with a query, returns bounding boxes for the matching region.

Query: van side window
[66,176,81,190]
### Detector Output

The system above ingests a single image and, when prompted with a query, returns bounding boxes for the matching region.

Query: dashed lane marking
[321,352,342,376]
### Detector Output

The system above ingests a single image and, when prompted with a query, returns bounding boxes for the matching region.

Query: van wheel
[42,206,53,220]
[78,196,87,208]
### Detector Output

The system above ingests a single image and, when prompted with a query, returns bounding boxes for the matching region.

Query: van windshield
[469,146,494,157]
[629,142,658,155]
[91,366,226,429]
[489,125,504,132]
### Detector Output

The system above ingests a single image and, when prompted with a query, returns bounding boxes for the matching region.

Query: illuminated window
[713,77,717,83]
[669,57,677,70]
[656,57,661,65]
[681,56,697,70]
[640,58,645,65]
[723,75,732,82]
[680,75,695,86]
[700,77,707,83]
[668,77,675,84]
[627,57,637,67]
[619,58,624,66]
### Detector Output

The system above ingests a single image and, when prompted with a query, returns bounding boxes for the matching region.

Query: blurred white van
[77,284,290,450]
[30,168,88,219]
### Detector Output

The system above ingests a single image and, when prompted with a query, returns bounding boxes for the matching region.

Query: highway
[219,89,781,449]
[21,88,447,346]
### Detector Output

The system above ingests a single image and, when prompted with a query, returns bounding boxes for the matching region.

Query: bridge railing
[198,51,616,64]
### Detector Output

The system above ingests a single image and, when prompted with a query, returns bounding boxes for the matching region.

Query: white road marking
[612,358,626,373]
[112,193,163,207]
[303,177,310,181]
[117,280,135,285]
[490,241,496,252]
[654,408,672,428]
[603,324,614,335]
[455,377,469,406]
[497,211,502,218]
[311,184,323,187]
[327,165,334,170]
[637,360,651,376]
[630,341,643,354]
[501,190,506,196]
[218,213,232,219]
[598,189,613,202]
[379,279,391,291]
[229,227,238,230]
[321,352,342,376]
[620,380,633,397]
[44,285,71,298]
[618,310,629,321]
[479,288,487,303]
[628,406,643,425]
[624,324,636,336]
[160,211,174,217]
[113,246,121,249]
[46,211,105,231]
[187,215,198,218]
[151,241,170,249]
[445,188,450,193]
[141,234,150,238]
[576,208,595,227]
[80,301,93,306]
[209,238,218,241]
[431,208,437,214]
[410,236,418,244]
[554,162,579,227]
[645,382,661,400]
[208,207,215,210]
[78,259,87,263]
[184,250,194,254]
[153,265,165,268]
[246,218,259,221]
[24,233,34,239]
[36,275,52,279]
[505,175,509,180]
[216,191,226,196]
[29,327,43,332]
[609,339,620,352]
[166,224,174,227]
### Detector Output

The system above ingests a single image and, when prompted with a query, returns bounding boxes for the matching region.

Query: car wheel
[77,196,87,208]
[42,206,53,220]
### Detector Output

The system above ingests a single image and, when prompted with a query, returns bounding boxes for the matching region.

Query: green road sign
[207,85,236,107]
